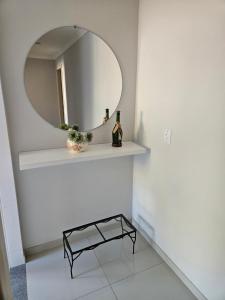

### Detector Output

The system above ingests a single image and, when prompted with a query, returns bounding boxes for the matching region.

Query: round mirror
[24,26,122,131]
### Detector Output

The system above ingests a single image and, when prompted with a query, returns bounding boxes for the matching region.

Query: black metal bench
[63,214,137,278]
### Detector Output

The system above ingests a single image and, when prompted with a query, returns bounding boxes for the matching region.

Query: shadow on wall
[136,111,144,145]
[134,214,156,242]
[135,110,151,165]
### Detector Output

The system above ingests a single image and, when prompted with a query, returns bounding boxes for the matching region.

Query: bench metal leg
[132,231,137,254]
[127,231,137,254]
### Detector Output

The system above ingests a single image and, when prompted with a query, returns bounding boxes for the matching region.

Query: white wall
[0,0,138,250]
[0,79,24,267]
[24,58,60,127]
[19,157,133,247]
[133,1,225,299]
[0,200,13,300]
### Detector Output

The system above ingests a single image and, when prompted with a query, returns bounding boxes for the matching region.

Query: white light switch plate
[163,129,171,144]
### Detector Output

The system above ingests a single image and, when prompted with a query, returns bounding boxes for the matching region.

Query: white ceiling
[28,26,87,60]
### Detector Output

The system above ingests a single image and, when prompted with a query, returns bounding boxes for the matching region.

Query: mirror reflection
[24,26,122,131]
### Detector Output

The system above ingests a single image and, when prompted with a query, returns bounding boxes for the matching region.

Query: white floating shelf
[19,141,147,171]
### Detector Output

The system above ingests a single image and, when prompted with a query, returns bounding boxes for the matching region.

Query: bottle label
[113,123,120,134]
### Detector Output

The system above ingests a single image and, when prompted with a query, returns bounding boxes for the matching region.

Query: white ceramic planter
[67,139,88,152]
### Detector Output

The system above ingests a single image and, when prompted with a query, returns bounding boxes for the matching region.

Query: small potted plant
[59,123,93,152]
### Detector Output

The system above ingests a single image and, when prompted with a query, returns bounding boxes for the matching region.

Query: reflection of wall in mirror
[55,59,69,125]
[57,32,122,131]
[24,58,60,127]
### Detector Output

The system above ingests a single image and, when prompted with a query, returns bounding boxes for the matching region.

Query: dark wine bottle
[112,111,123,147]
[103,108,109,124]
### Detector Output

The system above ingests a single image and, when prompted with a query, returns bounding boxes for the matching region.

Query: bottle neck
[116,112,120,123]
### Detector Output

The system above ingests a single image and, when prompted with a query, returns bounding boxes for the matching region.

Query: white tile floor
[26,229,197,300]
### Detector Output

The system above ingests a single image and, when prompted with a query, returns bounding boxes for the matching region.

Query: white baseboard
[132,219,208,300]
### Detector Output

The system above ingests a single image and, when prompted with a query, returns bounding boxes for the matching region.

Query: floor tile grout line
[92,236,135,282]
[93,244,112,286]
[71,230,163,299]
[88,230,163,293]
[93,242,121,300]
[73,248,114,300]
[91,232,164,297]
[110,285,119,300]
[72,264,103,279]
[109,261,165,287]
[92,235,121,300]
[73,231,129,300]
[74,284,111,300]
[72,240,112,300]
